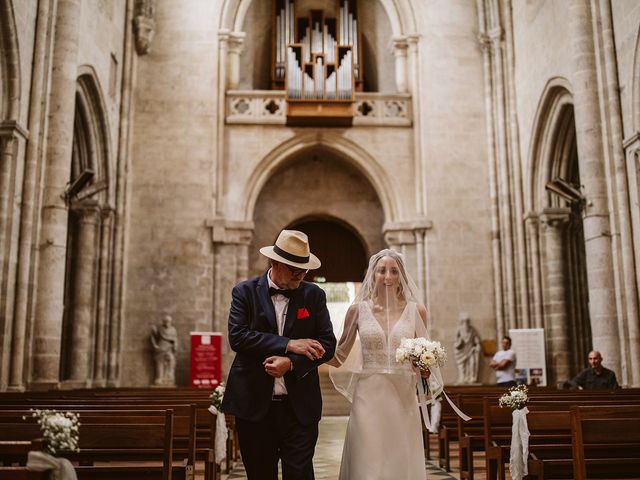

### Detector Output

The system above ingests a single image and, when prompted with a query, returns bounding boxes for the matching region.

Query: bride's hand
[420,368,431,379]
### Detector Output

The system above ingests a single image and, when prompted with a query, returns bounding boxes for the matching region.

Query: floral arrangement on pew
[210,382,225,411]
[498,384,530,480]
[499,384,529,410]
[208,382,228,466]
[25,409,80,455]
[23,409,80,480]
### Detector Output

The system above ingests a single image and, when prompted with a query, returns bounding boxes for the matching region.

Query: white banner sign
[508,328,547,386]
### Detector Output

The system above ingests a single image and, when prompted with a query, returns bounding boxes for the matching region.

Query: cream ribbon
[508,407,530,480]
[208,405,229,465]
[416,373,471,431]
[26,451,78,480]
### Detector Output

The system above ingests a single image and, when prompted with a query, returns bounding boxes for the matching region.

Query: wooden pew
[0,410,184,480]
[570,405,640,480]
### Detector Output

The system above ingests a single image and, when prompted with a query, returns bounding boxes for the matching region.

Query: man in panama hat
[221,229,336,480]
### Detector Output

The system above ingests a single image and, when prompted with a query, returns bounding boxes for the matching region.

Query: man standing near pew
[570,350,619,390]
[490,335,517,387]
[221,229,336,480]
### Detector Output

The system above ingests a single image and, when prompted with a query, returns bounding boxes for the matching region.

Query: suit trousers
[235,396,318,480]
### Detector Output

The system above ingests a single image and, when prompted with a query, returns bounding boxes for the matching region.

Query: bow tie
[269,287,295,299]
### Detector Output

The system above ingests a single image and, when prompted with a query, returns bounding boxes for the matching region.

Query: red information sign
[189,332,222,388]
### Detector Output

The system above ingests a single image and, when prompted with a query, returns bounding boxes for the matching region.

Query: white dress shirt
[267,270,289,395]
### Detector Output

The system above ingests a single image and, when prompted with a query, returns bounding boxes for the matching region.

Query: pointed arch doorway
[287,217,368,283]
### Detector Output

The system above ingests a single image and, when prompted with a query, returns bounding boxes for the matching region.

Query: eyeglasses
[282,263,309,277]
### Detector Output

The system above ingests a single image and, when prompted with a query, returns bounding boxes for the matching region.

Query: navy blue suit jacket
[221,272,336,425]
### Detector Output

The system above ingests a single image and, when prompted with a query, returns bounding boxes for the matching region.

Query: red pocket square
[297,308,310,319]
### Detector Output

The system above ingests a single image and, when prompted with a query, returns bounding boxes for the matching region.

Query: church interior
[2,0,640,478]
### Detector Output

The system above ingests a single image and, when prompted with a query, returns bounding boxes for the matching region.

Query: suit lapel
[283,286,304,337]
[257,272,277,332]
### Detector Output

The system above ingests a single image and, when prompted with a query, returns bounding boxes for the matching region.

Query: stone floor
[223,416,459,479]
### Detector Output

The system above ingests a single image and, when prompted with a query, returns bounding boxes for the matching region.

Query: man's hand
[263,356,292,378]
[286,339,325,361]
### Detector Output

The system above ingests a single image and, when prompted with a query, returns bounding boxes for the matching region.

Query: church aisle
[224,416,458,479]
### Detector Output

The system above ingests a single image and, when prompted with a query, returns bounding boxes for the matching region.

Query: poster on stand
[190,332,222,388]
[508,328,547,387]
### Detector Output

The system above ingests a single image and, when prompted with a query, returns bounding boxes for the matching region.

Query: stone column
[568,0,620,375]
[66,204,101,387]
[541,208,572,383]
[476,1,505,340]
[524,213,543,328]
[93,208,115,387]
[392,36,409,94]
[0,122,28,390]
[31,0,82,387]
[210,219,253,377]
[227,32,245,90]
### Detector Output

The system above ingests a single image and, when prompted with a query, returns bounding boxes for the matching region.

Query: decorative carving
[133,0,157,55]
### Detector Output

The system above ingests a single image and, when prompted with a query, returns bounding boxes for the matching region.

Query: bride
[328,249,444,479]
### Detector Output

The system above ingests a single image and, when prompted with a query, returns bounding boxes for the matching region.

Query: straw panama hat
[260,230,321,270]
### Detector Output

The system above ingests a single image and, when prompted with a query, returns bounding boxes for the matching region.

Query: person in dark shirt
[571,350,619,390]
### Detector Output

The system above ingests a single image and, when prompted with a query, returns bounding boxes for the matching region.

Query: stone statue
[150,314,178,385]
[453,312,481,384]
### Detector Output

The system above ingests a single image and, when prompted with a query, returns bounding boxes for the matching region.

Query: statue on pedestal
[150,314,178,386]
[454,312,481,384]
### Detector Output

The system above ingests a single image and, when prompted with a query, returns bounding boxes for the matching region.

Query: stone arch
[74,68,113,206]
[248,141,387,278]
[220,0,414,36]
[243,131,399,223]
[59,70,116,386]
[526,77,591,383]
[0,0,20,120]
[527,77,574,212]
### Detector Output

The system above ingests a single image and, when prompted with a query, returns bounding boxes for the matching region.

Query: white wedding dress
[330,301,428,480]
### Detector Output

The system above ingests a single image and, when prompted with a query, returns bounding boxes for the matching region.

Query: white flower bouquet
[395,337,447,371]
[499,384,529,410]
[210,382,225,411]
[27,409,80,455]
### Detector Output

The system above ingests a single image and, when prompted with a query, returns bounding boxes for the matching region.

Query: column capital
[228,31,246,55]
[540,207,571,228]
[391,35,409,54]
[207,218,254,245]
[383,219,433,246]
[0,120,29,141]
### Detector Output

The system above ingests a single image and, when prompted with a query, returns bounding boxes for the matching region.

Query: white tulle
[208,405,229,465]
[509,407,530,480]
[26,451,77,480]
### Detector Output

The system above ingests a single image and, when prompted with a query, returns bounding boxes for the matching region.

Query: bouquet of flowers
[395,337,447,370]
[499,384,529,410]
[27,409,80,455]
[210,382,225,411]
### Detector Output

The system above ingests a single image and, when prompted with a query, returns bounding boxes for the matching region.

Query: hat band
[273,245,310,264]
